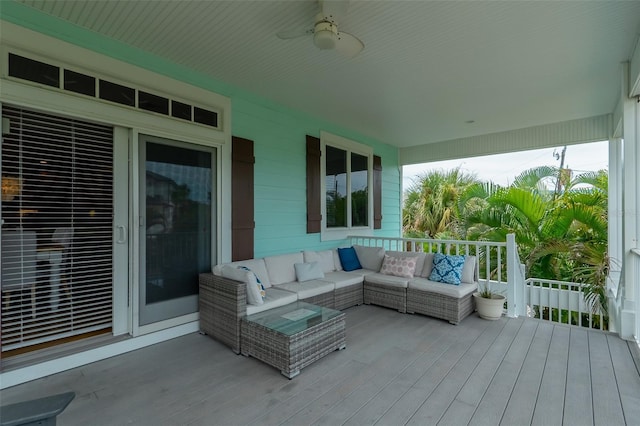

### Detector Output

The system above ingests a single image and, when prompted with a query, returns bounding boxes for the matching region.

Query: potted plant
[473,284,506,320]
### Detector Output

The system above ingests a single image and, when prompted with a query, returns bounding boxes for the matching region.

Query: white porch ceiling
[16,0,640,148]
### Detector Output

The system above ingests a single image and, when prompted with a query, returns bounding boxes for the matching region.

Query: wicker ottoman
[240,301,346,378]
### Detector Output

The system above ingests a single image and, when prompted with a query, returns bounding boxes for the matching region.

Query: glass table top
[243,301,343,336]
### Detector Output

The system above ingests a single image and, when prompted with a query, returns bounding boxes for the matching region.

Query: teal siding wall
[1,2,401,258]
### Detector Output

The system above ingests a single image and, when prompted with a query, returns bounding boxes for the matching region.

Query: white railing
[525,278,608,331]
[349,234,607,327]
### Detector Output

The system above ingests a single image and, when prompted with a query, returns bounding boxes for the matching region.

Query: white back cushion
[303,250,336,273]
[264,252,304,285]
[333,249,343,271]
[353,245,385,271]
[214,258,272,288]
[419,253,436,278]
[461,255,477,284]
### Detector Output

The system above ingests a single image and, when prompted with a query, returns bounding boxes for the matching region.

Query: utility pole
[554,145,567,195]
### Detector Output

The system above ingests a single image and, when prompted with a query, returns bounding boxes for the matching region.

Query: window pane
[99,80,135,106]
[139,91,169,115]
[325,146,347,228]
[145,142,212,305]
[64,70,96,96]
[8,53,59,88]
[351,153,368,227]
[171,100,192,121]
[193,107,218,127]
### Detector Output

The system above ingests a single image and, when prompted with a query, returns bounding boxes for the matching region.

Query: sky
[402,140,609,192]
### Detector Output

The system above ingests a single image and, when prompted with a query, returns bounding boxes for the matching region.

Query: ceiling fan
[277,0,364,58]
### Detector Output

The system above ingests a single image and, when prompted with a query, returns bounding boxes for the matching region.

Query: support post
[506,233,525,318]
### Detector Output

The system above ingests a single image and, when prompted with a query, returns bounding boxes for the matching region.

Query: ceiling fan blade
[320,0,349,24]
[335,31,364,58]
[276,27,313,40]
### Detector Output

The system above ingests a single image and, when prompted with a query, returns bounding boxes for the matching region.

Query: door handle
[116,225,127,244]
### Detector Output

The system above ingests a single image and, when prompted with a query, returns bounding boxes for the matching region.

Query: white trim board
[399,114,612,166]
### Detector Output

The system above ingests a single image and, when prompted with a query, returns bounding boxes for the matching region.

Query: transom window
[321,132,373,240]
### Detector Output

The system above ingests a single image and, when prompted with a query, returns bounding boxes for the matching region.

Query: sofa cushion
[213,258,272,288]
[341,268,377,277]
[322,271,364,289]
[409,277,477,298]
[419,253,436,279]
[295,261,325,282]
[380,254,418,278]
[237,266,266,304]
[220,265,265,306]
[385,251,426,277]
[303,250,336,273]
[274,280,335,300]
[365,273,410,288]
[333,249,344,271]
[429,253,466,285]
[461,255,477,284]
[246,287,298,315]
[264,252,304,285]
[338,247,362,271]
[354,245,385,271]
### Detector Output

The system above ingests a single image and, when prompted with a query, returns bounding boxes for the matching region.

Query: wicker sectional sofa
[199,245,478,354]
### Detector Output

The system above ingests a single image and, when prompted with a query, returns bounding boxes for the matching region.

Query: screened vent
[6,52,220,129]
[1,105,113,352]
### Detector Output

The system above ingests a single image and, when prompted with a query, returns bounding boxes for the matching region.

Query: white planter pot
[473,292,506,320]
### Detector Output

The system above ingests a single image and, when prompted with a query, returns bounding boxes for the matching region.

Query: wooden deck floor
[2,305,640,425]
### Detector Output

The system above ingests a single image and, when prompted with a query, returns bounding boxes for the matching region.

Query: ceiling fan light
[314,21,337,50]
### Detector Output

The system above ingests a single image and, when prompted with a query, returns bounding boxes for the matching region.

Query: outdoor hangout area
[1,2,640,425]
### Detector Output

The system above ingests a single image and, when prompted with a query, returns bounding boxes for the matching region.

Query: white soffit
[11,0,640,148]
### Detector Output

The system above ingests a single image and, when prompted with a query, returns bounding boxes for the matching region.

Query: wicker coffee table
[240,301,346,378]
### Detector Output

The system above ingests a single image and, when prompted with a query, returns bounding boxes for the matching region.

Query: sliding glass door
[139,135,215,326]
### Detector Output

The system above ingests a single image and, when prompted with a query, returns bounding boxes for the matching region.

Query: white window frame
[320,131,373,241]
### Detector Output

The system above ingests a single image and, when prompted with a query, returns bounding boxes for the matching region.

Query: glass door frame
[131,131,217,336]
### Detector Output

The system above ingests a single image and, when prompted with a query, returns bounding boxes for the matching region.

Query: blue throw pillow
[429,253,465,285]
[338,247,362,271]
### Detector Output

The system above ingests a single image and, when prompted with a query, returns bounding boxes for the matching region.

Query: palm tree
[403,168,480,238]
[464,166,609,315]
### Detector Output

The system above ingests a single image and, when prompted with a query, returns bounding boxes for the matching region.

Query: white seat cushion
[264,252,304,285]
[246,288,298,315]
[322,271,363,289]
[341,268,377,277]
[274,280,335,300]
[365,273,410,288]
[408,277,477,298]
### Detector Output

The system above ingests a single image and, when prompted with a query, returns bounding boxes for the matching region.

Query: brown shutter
[373,155,382,229]
[306,135,322,233]
[232,136,254,261]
